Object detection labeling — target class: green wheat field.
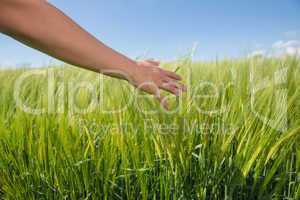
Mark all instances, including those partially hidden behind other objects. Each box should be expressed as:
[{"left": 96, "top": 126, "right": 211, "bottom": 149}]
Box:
[{"left": 0, "top": 57, "right": 299, "bottom": 199}]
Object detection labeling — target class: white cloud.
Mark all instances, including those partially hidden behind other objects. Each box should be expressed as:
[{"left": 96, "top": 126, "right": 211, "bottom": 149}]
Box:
[
  {"left": 270, "top": 40, "right": 300, "bottom": 58},
  {"left": 249, "top": 40, "right": 300, "bottom": 59},
  {"left": 272, "top": 41, "right": 284, "bottom": 49},
  {"left": 286, "top": 47, "right": 300, "bottom": 56},
  {"left": 272, "top": 40, "right": 300, "bottom": 49}
]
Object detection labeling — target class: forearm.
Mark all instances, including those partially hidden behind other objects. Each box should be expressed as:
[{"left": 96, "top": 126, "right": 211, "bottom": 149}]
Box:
[
  {"left": 0, "top": 0, "right": 137, "bottom": 77},
  {"left": 0, "top": 0, "right": 186, "bottom": 107}
]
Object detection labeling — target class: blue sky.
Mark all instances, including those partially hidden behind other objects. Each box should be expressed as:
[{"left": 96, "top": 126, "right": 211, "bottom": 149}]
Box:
[{"left": 0, "top": 0, "right": 300, "bottom": 66}]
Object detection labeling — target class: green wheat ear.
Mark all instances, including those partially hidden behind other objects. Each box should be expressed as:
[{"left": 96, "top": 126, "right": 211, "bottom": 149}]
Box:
[
  {"left": 0, "top": 57, "right": 299, "bottom": 199},
  {"left": 174, "top": 66, "right": 181, "bottom": 73}
]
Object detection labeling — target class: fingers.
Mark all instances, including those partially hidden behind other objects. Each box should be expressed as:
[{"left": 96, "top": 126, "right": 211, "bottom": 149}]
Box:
[
  {"left": 160, "top": 80, "right": 187, "bottom": 96},
  {"left": 162, "top": 78, "right": 187, "bottom": 92},
  {"left": 162, "top": 70, "right": 182, "bottom": 81},
  {"left": 160, "top": 83, "right": 178, "bottom": 96},
  {"left": 136, "top": 82, "right": 169, "bottom": 109},
  {"left": 135, "top": 60, "right": 187, "bottom": 109},
  {"left": 136, "top": 81, "right": 185, "bottom": 110},
  {"left": 142, "top": 60, "right": 182, "bottom": 81},
  {"left": 138, "top": 80, "right": 186, "bottom": 98}
]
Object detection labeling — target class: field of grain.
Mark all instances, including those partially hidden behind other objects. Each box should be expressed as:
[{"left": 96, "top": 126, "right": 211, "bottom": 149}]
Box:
[{"left": 0, "top": 57, "right": 299, "bottom": 199}]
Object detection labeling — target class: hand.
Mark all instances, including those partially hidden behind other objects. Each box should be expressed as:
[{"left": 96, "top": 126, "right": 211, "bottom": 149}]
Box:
[{"left": 126, "top": 60, "right": 187, "bottom": 109}]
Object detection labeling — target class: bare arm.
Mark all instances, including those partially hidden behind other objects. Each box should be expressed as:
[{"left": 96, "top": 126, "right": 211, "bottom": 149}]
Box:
[{"left": 0, "top": 0, "right": 186, "bottom": 107}]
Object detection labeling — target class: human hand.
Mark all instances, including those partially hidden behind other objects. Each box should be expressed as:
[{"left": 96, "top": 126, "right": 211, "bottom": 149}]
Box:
[{"left": 126, "top": 60, "right": 187, "bottom": 109}]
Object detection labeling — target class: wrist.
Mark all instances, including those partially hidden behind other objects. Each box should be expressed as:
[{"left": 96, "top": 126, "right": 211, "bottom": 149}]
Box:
[
  {"left": 101, "top": 59, "right": 138, "bottom": 82},
  {"left": 120, "top": 60, "right": 139, "bottom": 83}
]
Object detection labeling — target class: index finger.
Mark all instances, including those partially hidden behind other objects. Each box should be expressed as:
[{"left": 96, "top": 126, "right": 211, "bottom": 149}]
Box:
[{"left": 163, "top": 70, "right": 182, "bottom": 81}]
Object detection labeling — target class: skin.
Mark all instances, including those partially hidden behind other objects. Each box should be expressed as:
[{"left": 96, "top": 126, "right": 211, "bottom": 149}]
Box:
[{"left": 0, "top": 0, "right": 186, "bottom": 109}]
